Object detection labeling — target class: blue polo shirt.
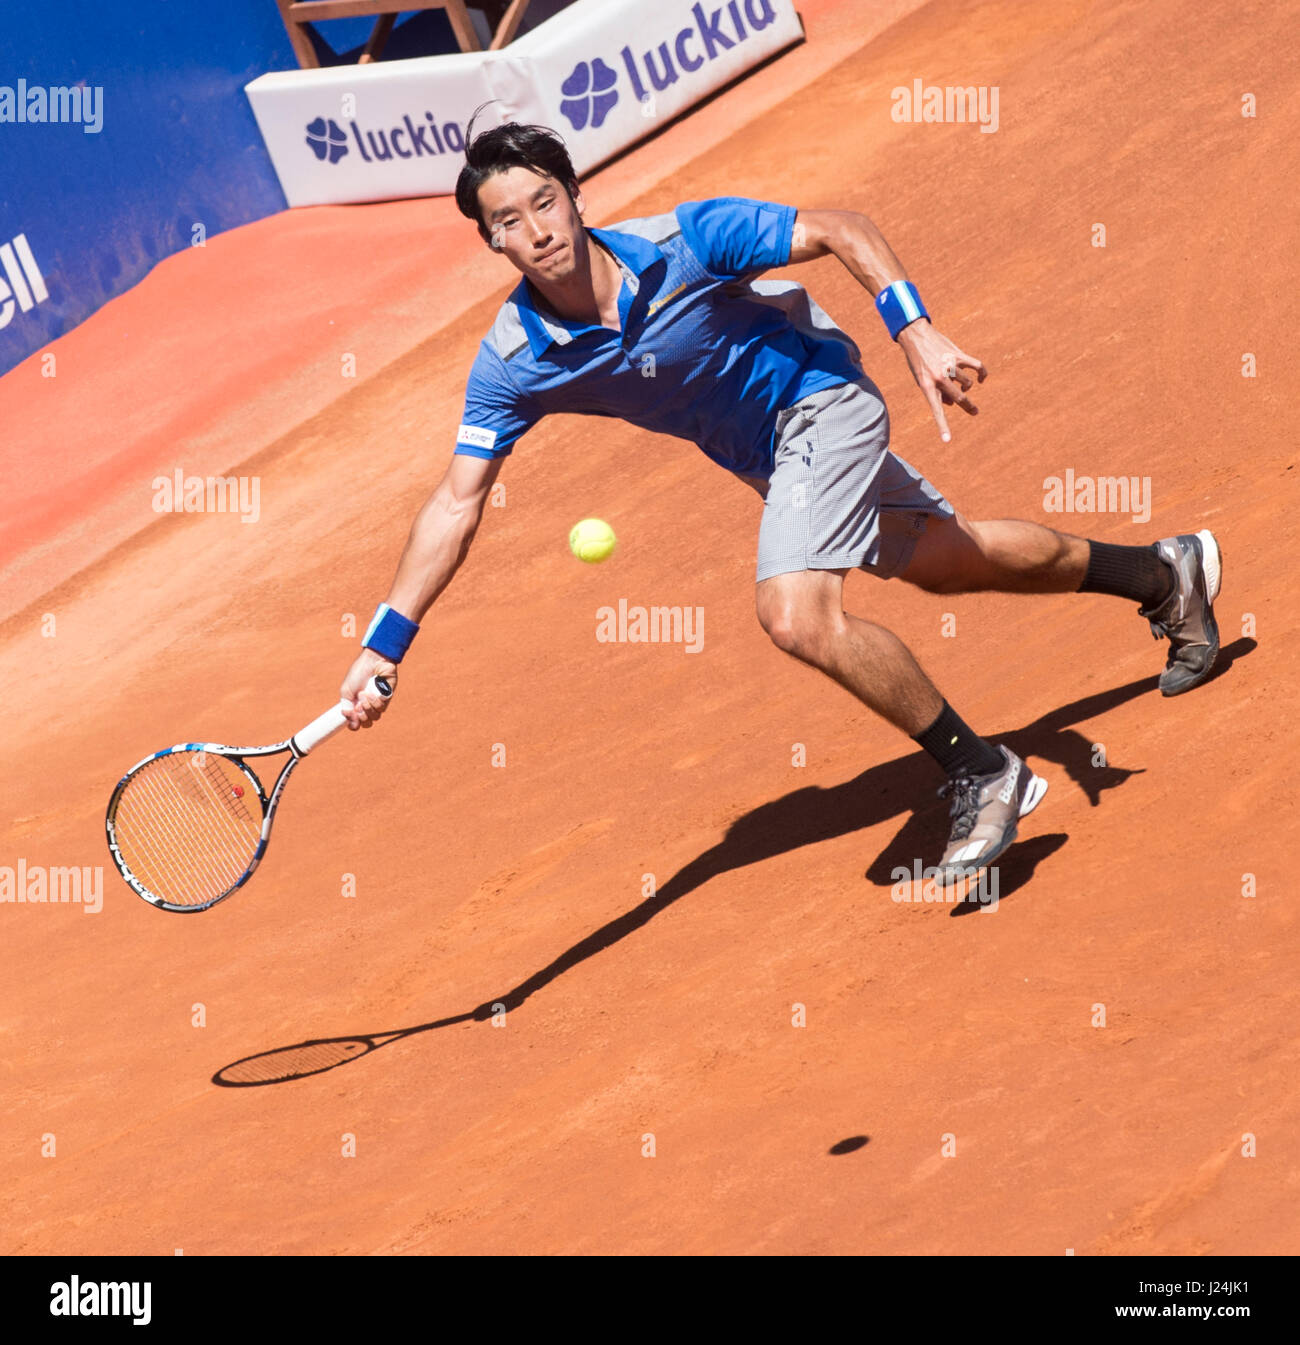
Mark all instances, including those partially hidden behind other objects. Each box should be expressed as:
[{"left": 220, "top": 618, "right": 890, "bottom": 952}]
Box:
[{"left": 453, "top": 197, "right": 864, "bottom": 479}]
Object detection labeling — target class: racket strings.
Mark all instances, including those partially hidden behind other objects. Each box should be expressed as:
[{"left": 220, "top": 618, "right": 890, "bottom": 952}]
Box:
[{"left": 113, "top": 752, "right": 265, "bottom": 908}]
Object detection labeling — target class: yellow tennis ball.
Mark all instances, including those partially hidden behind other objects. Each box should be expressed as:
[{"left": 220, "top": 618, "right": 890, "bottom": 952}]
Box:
[{"left": 569, "top": 517, "right": 617, "bottom": 563}]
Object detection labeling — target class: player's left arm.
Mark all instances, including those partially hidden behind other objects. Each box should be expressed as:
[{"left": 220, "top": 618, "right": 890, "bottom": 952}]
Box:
[{"left": 789, "top": 208, "right": 985, "bottom": 442}]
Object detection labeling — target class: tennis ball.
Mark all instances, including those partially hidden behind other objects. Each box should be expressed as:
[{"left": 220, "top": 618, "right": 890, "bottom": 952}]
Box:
[{"left": 569, "top": 517, "right": 617, "bottom": 563}]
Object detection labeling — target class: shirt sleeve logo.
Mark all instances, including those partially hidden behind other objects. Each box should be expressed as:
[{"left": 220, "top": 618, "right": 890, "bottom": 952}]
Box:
[{"left": 457, "top": 424, "right": 497, "bottom": 450}]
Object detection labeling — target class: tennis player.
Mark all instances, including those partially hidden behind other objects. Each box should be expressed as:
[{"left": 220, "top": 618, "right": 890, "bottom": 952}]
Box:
[{"left": 340, "top": 120, "right": 1221, "bottom": 883}]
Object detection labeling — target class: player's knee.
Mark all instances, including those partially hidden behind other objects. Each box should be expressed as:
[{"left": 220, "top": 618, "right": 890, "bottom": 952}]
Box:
[
  {"left": 761, "top": 609, "right": 803, "bottom": 656},
  {"left": 757, "top": 596, "right": 831, "bottom": 662},
  {"left": 756, "top": 594, "right": 793, "bottom": 648}
]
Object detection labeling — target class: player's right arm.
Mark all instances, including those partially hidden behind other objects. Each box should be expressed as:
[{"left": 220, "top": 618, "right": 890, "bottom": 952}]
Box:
[
  {"left": 341, "top": 339, "right": 538, "bottom": 727},
  {"left": 388, "top": 451, "right": 503, "bottom": 620},
  {"left": 340, "top": 452, "right": 502, "bottom": 726}
]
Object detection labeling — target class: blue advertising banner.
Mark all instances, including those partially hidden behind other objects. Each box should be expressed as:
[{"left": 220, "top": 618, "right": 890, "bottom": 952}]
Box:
[{"left": 0, "top": 2, "right": 469, "bottom": 375}]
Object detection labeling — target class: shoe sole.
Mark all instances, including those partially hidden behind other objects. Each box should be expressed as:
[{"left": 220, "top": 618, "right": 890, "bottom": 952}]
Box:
[
  {"left": 1160, "top": 528, "right": 1222, "bottom": 697},
  {"left": 941, "top": 771, "right": 1049, "bottom": 885},
  {"left": 1197, "top": 528, "right": 1223, "bottom": 603}
]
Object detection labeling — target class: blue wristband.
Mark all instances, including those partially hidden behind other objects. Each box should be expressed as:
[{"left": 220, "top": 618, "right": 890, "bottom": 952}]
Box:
[
  {"left": 876, "top": 281, "right": 929, "bottom": 340},
  {"left": 362, "top": 603, "right": 419, "bottom": 663}
]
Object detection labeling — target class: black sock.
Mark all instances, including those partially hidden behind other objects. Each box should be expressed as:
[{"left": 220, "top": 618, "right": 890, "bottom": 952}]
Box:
[
  {"left": 1080, "top": 541, "right": 1175, "bottom": 607},
  {"left": 913, "top": 701, "right": 1003, "bottom": 779}
]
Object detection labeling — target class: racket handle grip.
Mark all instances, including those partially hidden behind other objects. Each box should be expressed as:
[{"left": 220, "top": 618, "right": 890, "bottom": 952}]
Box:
[{"left": 292, "top": 675, "right": 394, "bottom": 756}]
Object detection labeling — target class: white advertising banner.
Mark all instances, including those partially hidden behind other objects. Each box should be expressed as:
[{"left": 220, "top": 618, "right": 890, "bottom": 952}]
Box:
[
  {"left": 488, "top": 0, "right": 805, "bottom": 176},
  {"left": 246, "top": 0, "right": 802, "bottom": 206},
  {"left": 246, "top": 53, "right": 493, "bottom": 206}
]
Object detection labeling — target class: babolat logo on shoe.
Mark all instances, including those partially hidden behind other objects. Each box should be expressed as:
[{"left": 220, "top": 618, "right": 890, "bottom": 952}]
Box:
[
  {"left": 558, "top": 1, "right": 783, "bottom": 131},
  {"left": 997, "top": 759, "right": 1020, "bottom": 804},
  {"left": 305, "top": 111, "right": 465, "bottom": 165}
]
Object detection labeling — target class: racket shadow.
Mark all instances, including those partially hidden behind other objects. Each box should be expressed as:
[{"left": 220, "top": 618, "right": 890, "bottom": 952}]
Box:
[
  {"left": 212, "top": 641, "right": 1255, "bottom": 1088},
  {"left": 213, "top": 1011, "right": 475, "bottom": 1086}
]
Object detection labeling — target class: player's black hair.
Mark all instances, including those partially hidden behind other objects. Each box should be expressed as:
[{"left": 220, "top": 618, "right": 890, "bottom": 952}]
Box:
[{"left": 454, "top": 106, "right": 580, "bottom": 239}]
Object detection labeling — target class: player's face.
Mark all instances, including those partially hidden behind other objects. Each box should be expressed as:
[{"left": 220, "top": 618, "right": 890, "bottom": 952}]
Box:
[{"left": 477, "top": 166, "right": 587, "bottom": 285}]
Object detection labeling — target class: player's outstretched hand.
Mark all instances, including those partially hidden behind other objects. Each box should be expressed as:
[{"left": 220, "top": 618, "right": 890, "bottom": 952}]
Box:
[
  {"left": 897, "top": 320, "right": 986, "bottom": 443},
  {"left": 340, "top": 650, "right": 398, "bottom": 730}
]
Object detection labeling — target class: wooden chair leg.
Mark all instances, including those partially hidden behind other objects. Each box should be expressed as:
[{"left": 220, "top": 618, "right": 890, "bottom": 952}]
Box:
[
  {"left": 487, "top": 0, "right": 531, "bottom": 50},
  {"left": 277, "top": 0, "right": 322, "bottom": 69},
  {"left": 359, "top": 11, "right": 397, "bottom": 63},
  {"left": 444, "top": 0, "right": 484, "bottom": 52}
]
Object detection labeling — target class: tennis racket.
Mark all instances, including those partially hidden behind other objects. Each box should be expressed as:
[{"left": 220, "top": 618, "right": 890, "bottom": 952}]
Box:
[{"left": 105, "top": 675, "right": 393, "bottom": 913}]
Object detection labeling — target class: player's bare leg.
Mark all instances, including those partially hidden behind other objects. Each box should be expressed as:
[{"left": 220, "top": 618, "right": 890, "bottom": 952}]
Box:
[
  {"left": 897, "top": 510, "right": 1091, "bottom": 595},
  {"left": 753, "top": 504, "right": 1219, "bottom": 881},
  {"left": 897, "top": 506, "right": 1221, "bottom": 696},
  {"left": 755, "top": 563, "right": 1047, "bottom": 884},
  {"left": 755, "top": 568, "right": 942, "bottom": 735}
]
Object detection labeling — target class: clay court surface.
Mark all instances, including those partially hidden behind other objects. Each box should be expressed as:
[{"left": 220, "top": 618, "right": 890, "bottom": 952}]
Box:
[{"left": 3, "top": 0, "right": 1297, "bottom": 1254}]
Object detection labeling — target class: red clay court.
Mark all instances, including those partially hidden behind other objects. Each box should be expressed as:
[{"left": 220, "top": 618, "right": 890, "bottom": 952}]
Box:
[{"left": 3, "top": 0, "right": 1297, "bottom": 1256}]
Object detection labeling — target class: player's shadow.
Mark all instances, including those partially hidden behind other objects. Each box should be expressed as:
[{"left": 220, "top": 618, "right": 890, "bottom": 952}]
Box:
[{"left": 213, "top": 639, "right": 1254, "bottom": 1086}]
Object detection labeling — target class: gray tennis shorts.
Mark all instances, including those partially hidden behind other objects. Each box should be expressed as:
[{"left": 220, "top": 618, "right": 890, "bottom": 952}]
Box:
[{"left": 748, "top": 376, "right": 955, "bottom": 583}]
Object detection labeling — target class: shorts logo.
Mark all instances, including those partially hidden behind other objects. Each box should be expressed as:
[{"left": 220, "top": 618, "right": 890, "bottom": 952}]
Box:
[{"left": 457, "top": 424, "right": 497, "bottom": 451}]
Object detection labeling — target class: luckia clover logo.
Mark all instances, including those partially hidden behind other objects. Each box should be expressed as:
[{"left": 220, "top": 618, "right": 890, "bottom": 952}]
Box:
[
  {"left": 305, "top": 116, "right": 348, "bottom": 164},
  {"left": 559, "top": 58, "right": 618, "bottom": 131},
  {"left": 554, "top": 3, "right": 783, "bottom": 132}
]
